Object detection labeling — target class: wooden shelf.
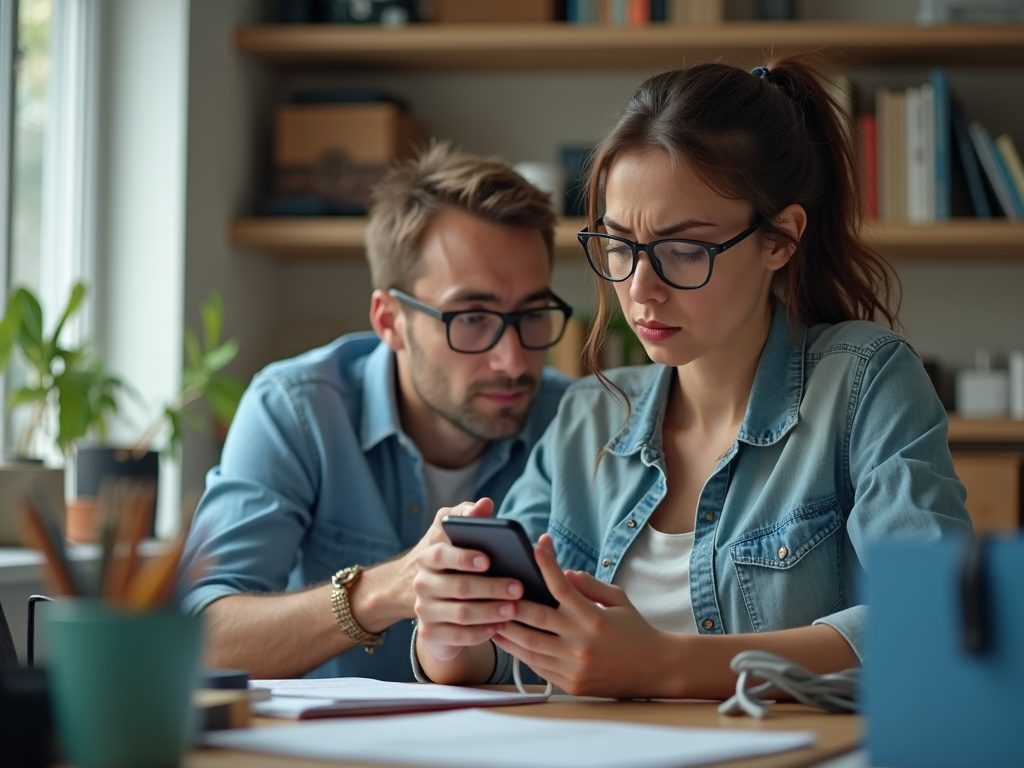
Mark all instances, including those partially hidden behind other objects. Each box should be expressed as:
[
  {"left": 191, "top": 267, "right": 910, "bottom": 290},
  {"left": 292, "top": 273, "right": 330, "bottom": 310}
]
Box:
[
  {"left": 230, "top": 216, "right": 1024, "bottom": 261},
  {"left": 235, "top": 23, "right": 1024, "bottom": 70},
  {"left": 948, "top": 416, "right": 1024, "bottom": 443}
]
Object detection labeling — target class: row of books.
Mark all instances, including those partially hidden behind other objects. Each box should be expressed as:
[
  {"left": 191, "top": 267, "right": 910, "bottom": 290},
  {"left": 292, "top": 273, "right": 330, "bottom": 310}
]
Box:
[
  {"left": 857, "top": 70, "right": 1024, "bottom": 222},
  {"left": 567, "top": 0, "right": 722, "bottom": 25}
]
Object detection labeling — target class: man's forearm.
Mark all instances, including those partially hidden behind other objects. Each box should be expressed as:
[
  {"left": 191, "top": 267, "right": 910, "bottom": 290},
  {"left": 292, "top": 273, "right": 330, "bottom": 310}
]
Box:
[{"left": 202, "top": 558, "right": 414, "bottom": 678}]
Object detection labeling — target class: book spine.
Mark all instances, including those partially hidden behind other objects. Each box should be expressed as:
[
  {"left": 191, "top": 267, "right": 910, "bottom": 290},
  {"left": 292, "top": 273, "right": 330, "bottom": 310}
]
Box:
[
  {"left": 906, "top": 87, "right": 928, "bottom": 223},
  {"left": 921, "top": 83, "right": 936, "bottom": 222},
  {"left": 876, "top": 89, "right": 891, "bottom": 220},
  {"left": 650, "top": 0, "right": 667, "bottom": 21},
  {"left": 929, "top": 69, "right": 951, "bottom": 220},
  {"left": 994, "top": 134, "right": 1024, "bottom": 209},
  {"left": 951, "top": 101, "right": 991, "bottom": 218},
  {"left": 859, "top": 113, "right": 878, "bottom": 221},
  {"left": 609, "top": 0, "right": 626, "bottom": 25},
  {"left": 670, "top": 0, "right": 689, "bottom": 23},
  {"left": 891, "top": 90, "right": 907, "bottom": 221},
  {"left": 628, "top": 0, "right": 650, "bottom": 25},
  {"left": 991, "top": 137, "right": 1024, "bottom": 217},
  {"left": 968, "top": 120, "right": 1021, "bottom": 219}
]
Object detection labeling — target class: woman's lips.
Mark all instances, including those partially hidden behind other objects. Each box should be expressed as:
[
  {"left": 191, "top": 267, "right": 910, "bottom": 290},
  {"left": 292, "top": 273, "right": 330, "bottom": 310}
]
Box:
[{"left": 635, "top": 320, "right": 679, "bottom": 342}]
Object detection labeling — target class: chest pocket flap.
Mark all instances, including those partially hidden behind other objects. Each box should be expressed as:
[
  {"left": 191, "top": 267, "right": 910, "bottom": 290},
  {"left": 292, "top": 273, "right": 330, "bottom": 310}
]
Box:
[{"left": 730, "top": 498, "right": 843, "bottom": 570}]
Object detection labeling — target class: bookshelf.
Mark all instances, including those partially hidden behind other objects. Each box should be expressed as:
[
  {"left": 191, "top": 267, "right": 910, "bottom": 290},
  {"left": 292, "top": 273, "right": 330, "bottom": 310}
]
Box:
[
  {"left": 235, "top": 23, "right": 1024, "bottom": 70},
  {"left": 230, "top": 216, "right": 1024, "bottom": 261}
]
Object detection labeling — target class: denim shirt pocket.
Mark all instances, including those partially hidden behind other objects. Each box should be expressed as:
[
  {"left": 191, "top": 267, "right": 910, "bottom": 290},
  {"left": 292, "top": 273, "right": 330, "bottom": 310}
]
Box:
[
  {"left": 549, "top": 519, "right": 600, "bottom": 575},
  {"left": 729, "top": 498, "right": 845, "bottom": 633},
  {"left": 305, "top": 520, "right": 401, "bottom": 584}
]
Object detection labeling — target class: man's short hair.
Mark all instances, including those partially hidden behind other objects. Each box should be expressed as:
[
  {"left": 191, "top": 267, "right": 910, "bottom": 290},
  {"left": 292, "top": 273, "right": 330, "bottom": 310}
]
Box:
[{"left": 365, "top": 142, "right": 557, "bottom": 291}]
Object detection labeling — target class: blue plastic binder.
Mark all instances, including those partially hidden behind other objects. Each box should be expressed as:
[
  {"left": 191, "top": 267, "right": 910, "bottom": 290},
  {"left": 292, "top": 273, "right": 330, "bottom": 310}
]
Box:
[{"left": 865, "top": 537, "right": 1024, "bottom": 768}]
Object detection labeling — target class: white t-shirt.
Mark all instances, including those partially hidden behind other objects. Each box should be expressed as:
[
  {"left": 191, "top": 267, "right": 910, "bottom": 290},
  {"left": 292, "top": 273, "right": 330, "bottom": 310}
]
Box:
[
  {"left": 613, "top": 524, "right": 699, "bottom": 634},
  {"left": 421, "top": 459, "right": 482, "bottom": 523}
]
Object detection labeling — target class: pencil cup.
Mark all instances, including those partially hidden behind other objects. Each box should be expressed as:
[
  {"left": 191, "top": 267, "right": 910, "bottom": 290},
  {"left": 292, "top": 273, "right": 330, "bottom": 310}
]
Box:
[{"left": 45, "top": 601, "right": 203, "bottom": 768}]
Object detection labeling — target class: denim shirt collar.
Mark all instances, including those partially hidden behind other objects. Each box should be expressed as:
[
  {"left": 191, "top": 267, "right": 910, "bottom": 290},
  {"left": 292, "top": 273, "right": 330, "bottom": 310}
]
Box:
[
  {"left": 607, "top": 304, "right": 806, "bottom": 457},
  {"left": 358, "top": 340, "right": 535, "bottom": 484}
]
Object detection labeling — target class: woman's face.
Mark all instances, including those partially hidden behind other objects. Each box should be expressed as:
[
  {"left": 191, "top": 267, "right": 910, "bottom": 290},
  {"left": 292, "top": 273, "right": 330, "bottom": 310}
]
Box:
[{"left": 602, "top": 150, "right": 790, "bottom": 368}]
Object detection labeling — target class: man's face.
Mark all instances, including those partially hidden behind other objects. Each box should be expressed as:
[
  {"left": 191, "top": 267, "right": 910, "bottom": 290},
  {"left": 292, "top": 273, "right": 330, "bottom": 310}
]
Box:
[{"left": 397, "top": 207, "right": 553, "bottom": 443}]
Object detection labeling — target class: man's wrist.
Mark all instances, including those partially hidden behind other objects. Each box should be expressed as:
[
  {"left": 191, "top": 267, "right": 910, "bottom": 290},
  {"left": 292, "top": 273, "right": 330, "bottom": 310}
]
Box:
[{"left": 346, "top": 557, "right": 412, "bottom": 635}]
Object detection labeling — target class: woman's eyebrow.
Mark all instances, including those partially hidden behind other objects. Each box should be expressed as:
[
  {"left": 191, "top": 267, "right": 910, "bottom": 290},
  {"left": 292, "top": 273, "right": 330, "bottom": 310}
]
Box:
[{"left": 603, "top": 215, "right": 717, "bottom": 237}]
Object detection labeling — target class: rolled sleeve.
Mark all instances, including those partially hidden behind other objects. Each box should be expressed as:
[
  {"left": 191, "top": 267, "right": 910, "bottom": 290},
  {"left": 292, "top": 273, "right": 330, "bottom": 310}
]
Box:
[{"left": 180, "top": 372, "right": 321, "bottom": 614}]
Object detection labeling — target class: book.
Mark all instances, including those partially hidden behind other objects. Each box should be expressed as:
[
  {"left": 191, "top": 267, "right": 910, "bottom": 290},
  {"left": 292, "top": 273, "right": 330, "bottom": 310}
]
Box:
[
  {"left": 994, "top": 133, "right": 1024, "bottom": 207},
  {"left": 890, "top": 89, "right": 908, "bottom": 221},
  {"left": 628, "top": 0, "right": 650, "bottom": 25},
  {"left": 950, "top": 101, "right": 991, "bottom": 218},
  {"left": 992, "top": 134, "right": 1024, "bottom": 216},
  {"left": 858, "top": 113, "right": 878, "bottom": 220},
  {"left": 929, "top": 69, "right": 951, "bottom": 220},
  {"left": 906, "top": 86, "right": 929, "bottom": 223},
  {"left": 968, "top": 120, "right": 1023, "bottom": 218},
  {"left": 650, "top": 0, "right": 667, "bottom": 21},
  {"left": 876, "top": 88, "right": 892, "bottom": 220}
]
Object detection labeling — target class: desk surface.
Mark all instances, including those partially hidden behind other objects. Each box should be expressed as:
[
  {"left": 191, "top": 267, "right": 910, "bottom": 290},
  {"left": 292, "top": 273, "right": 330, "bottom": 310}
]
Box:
[{"left": 187, "top": 699, "right": 861, "bottom": 768}]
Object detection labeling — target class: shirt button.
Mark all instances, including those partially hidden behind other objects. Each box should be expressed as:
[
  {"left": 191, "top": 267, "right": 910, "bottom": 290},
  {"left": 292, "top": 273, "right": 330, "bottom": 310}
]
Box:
[
  {"left": 626, "top": 519, "right": 637, "bottom": 528},
  {"left": 704, "top": 513, "right": 714, "bottom": 522},
  {"left": 702, "top": 619, "right": 714, "bottom": 630},
  {"left": 410, "top": 505, "right": 420, "bottom": 515},
  {"left": 778, "top": 546, "right": 788, "bottom": 559},
  {"left": 601, "top": 558, "right": 611, "bottom": 568}
]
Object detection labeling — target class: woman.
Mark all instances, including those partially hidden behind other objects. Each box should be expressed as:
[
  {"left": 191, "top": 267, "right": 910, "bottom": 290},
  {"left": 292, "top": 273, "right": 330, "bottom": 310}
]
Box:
[{"left": 410, "top": 56, "right": 972, "bottom": 699}]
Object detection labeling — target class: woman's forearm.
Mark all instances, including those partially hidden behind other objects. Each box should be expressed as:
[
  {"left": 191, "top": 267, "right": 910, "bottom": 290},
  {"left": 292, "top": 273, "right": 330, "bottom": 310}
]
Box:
[{"left": 659, "top": 623, "right": 860, "bottom": 700}]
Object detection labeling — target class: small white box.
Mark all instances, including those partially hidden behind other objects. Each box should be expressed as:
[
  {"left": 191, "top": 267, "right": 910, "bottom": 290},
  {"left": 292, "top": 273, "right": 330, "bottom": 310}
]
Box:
[{"left": 955, "top": 369, "right": 1009, "bottom": 418}]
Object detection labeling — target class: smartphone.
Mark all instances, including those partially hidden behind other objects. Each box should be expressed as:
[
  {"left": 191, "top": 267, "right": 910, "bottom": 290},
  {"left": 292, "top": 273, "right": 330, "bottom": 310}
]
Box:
[{"left": 440, "top": 516, "right": 558, "bottom": 608}]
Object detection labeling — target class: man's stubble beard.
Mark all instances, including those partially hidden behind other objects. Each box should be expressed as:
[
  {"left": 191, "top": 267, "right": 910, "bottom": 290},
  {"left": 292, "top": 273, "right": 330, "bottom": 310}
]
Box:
[{"left": 405, "top": 327, "right": 539, "bottom": 443}]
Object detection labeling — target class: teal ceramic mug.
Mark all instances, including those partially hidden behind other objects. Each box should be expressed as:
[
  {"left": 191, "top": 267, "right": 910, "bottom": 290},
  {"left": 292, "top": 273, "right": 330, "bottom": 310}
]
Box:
[{"left": 45, "top": 601, "right": 203, "bottom": 768}]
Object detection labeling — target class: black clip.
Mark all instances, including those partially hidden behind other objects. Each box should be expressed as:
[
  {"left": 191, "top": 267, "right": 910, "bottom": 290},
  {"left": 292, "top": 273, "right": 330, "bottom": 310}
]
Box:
[
  {"left": 959, "top": 538, "right": 989, "bottom": 655},
  {"left": 26, "top": 595, "right": 54, "bottom": 668}
]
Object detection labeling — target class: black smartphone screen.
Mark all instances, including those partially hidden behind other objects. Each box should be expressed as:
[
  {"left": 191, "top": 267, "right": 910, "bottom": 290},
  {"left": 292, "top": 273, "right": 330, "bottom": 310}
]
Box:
[{"left": 441, "top": 517, "right": 558, "bottom": 608}]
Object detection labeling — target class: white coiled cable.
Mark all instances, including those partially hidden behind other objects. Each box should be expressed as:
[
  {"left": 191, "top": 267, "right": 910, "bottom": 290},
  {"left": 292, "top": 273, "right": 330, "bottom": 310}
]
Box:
[{"left": 718, "top": 650, "right": 860, "bottom": 719}]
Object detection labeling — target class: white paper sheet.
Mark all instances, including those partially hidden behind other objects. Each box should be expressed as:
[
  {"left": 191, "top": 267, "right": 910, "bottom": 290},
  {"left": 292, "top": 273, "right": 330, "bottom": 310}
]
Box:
[
  {"left": 206, "top": 708, "right": 816, "bottom": 768},
  {"left": 248, "top": 677, "right": 549, "bottom": 718}
]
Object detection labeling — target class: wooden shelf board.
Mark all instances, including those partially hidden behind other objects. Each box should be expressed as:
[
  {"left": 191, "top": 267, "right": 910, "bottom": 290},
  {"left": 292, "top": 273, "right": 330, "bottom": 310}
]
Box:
[
  {"left": 948, "top": 417, "right": 1024, "bottom": 443},
  {"left": 231, "top": 217, "right": 1024, "bottom": 261},
  {"left": 235, "top": 23, "right": 1024, "bottom": 70}
]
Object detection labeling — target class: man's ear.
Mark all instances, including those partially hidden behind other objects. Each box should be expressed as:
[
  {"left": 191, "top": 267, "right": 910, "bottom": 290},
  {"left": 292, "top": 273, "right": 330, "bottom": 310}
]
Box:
[
  {"left": 370, "top": 289, "right": 406, "bottom": 353},
  {"left": 763, "top": 204, "right": 807, "bottom": 272}
]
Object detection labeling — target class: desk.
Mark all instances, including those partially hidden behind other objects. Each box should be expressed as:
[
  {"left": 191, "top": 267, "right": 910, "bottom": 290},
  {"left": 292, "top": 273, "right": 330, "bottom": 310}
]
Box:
[{"left": 187, "top": 699, "right": 861, "bottom": 768}]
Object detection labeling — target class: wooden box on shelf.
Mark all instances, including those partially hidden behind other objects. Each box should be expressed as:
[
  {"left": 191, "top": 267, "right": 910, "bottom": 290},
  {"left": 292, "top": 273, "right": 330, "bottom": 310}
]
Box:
[{"left": 274, "top": 103, "right": 426, "bottom": 212}]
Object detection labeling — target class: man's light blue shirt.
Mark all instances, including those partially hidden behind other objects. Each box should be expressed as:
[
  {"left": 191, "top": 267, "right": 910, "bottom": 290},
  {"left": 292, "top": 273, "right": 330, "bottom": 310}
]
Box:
[
  {"left": 181, "top": 332, "right": 570, "bottom": 680},
  {"left": 496, "top": 305, "right": 973, "bottom": 663}
]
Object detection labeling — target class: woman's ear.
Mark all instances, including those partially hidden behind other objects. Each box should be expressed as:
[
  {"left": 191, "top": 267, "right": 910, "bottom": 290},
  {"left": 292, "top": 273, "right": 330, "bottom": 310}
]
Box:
[
  {"left": 763, "top": 204, "right": 807, "bottom": 272},
  {"left": 369, "top": 289, "right": 406, "bottom": 353}
]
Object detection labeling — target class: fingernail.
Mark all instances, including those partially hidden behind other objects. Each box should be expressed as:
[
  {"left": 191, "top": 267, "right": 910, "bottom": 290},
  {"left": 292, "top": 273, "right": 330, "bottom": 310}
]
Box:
[
  {"left": 508, "top": 583, "right": 521, "bottom": 596},
  {"left": 499, "top": 604, "right": 514, "bottom": 618},
  {"left": 473, "top": 556, "right": 487, "bottom": 569}
]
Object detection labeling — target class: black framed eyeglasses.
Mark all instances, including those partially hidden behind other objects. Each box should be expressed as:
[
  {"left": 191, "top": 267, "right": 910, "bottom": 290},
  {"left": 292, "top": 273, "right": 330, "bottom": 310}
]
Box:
[
  {"left": 577, "top": 217, "right": 764, "bottom": 290},
  {"left": 389, "top": 289, "right": 573, "bottom": 354}
]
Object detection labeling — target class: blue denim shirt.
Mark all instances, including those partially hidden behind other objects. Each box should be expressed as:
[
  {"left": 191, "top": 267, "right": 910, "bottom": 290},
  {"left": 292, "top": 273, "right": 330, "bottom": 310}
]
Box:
[
  {"left": 181, "top": 333, "right": 570, "bottom": 680},
  {"left": 496, "top": 306, "right": 972, "bottom": 662}
]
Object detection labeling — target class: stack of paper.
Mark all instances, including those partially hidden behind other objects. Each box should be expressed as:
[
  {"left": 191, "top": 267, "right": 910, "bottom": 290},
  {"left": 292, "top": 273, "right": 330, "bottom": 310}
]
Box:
[{"left": 248, "top": 677, "right": 549, "bottom": 719}]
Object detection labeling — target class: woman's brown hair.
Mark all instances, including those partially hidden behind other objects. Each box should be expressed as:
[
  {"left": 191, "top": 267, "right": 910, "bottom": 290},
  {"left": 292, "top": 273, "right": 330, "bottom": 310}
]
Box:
[{"left": 581, "top": 55, "right": 899, "bottom": 386}]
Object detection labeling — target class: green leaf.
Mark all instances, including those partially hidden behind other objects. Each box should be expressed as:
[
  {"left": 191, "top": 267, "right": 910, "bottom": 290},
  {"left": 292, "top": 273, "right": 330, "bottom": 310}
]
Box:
[
  {"left": 184, "top": 326, "right": 203, "bottom": 370},
  {"left": 7, "top": 386, "right": 48, "bottom": 410},
  {"left": 204, "top": 374, "right": 246, "bottom": 424},
  {"left": 202, "top": 338, "right": 239, "bottom": 374},
  {"left": 201, "top": 293, "right": 224, "bottom": 352},
  {"left": 0, "top": 296, "right": 22, "bottom": 371},
  {"left": 50, "top": 282, "right": 86, "bottom": 347},
  {"left": 54, "top": 374, "right": 90, "bottom": 453},
  {"left": 14, "top": 289, "right": 45, "bottom": 368}
]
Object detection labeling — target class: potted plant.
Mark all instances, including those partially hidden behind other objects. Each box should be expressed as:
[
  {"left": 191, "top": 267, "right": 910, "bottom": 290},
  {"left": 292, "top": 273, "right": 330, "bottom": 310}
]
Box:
[
  {"left": 71, "top": 293, "right": 246, "bottom": 539},
  {"left": 0, "top": 282, "right": 126, "bottom": 544}
]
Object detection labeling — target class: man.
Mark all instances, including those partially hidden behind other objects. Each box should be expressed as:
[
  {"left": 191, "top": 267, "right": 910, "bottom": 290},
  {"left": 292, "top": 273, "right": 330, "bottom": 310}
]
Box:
[{"left": 180, "top": 143, "right": 573, "bottom": 680}]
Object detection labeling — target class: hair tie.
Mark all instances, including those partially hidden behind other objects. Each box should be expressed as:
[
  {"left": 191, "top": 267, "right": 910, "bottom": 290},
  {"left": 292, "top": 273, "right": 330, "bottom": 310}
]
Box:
[{"left": 751, "top": 67, "right": 771, "bottom": 80}]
